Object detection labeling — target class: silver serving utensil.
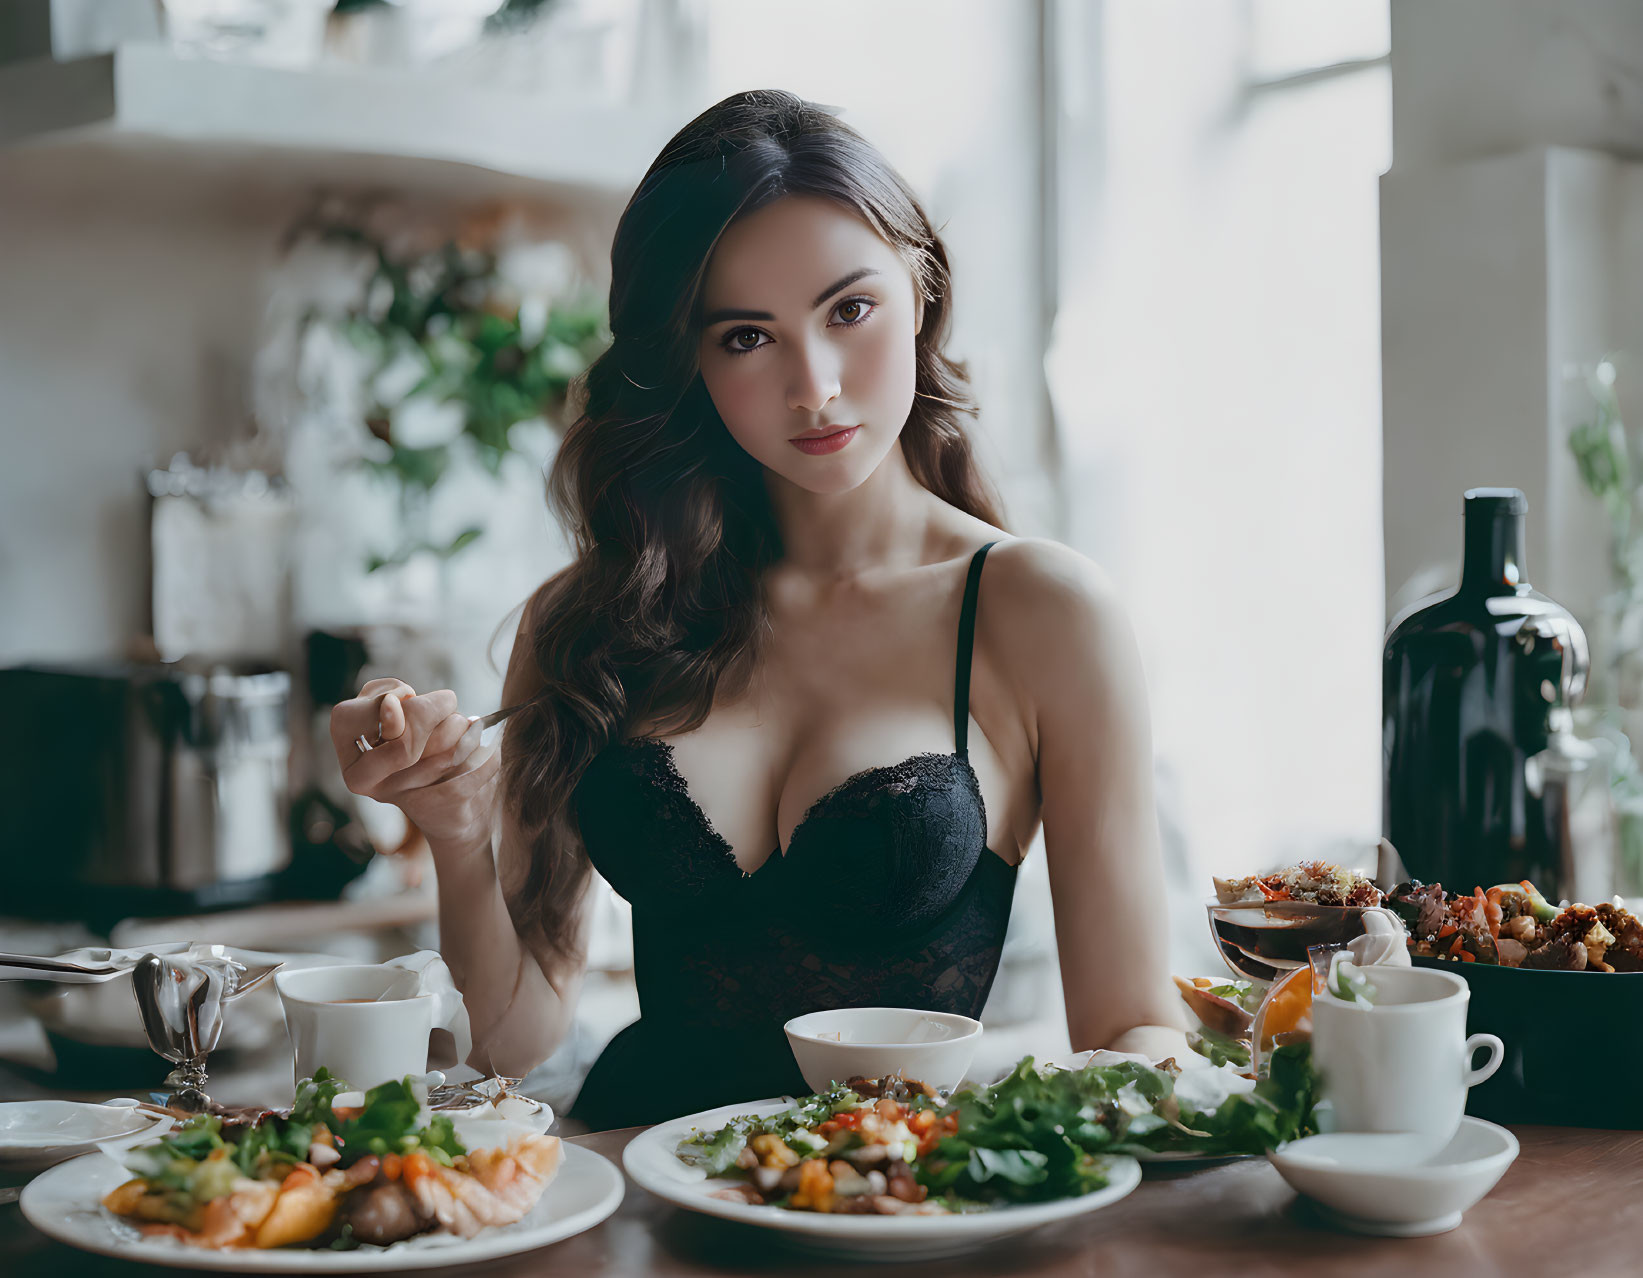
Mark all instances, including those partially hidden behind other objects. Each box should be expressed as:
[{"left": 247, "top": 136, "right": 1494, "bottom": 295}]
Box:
[
  {"left": 132, "top": 952, "right": 232, "bottom": 1112},
  {"left": 234, "top": 961, "right": 282, "bottom": 996},
  {"left": 130, "top": 948, "right": 283, "bottom": 1112}
]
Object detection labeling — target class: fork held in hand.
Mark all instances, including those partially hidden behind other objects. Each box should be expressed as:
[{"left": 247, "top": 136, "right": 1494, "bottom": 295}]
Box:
[
  {"left": 356, "top": 700, "right": 524, "bottom": 756},
  {"left": 468, "top": 702, "right": 526, "bottom": 733},
  {"left": 452, "top": 701, "right": 527, "bottom": 763}
]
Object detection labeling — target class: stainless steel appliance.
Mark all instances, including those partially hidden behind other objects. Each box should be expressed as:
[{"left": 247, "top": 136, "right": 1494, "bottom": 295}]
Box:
[{"left": 1, "top": 662, "right": 293, "bottom": 924}]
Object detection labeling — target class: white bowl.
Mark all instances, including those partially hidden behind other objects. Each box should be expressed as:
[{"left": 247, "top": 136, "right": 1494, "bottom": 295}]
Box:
[
  {"left": 1267, "top": 1116, "right": 1519, "bottom": 1236},
  {"left": 783, "top": 1007, "right": 982, "bottom": 1094}
]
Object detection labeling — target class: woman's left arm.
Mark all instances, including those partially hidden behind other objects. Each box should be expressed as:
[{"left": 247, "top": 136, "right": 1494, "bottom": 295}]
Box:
[{"left": 990, "top": 540, "right": 1187, "bottom": 1059}]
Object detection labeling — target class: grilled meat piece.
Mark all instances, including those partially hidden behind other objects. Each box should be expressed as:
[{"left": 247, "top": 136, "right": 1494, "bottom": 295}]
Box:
[
  {"left": 1387, "top": 880, "right": 1448, "bottom": 941},
  {"left": 1522, "top": 931, "right": 1589, "bottom": 971},
  {"left": 1596, "top": 902, "right": 1643, "bottom": 970},
  {"left": 340, "top": 1178, "right": 433, "bottom": 1247},
  {"left": 1544, "top": 903, "right": 1599, "bottom": 942}
]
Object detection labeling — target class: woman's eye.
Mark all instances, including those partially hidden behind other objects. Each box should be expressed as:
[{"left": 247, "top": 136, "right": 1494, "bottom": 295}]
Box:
[
  {"left": 724, "top": 328, "right": 768, "bottom": 354},
  {"left": 834, "top": 298, "right": 875, "bottom": 325}
]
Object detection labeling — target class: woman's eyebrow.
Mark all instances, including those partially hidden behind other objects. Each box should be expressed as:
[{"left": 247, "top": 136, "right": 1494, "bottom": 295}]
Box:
[{"left": 701, "top": 267, "right": 882, "bottom": 325}]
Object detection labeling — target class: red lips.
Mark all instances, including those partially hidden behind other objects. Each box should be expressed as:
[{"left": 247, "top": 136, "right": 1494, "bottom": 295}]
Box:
[{"left": 789, "top": 426, "right": 860, "bottom": 456}]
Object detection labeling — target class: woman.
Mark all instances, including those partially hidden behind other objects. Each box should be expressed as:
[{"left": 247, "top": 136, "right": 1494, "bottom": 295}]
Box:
[{"left": 332, "top": 89, "right": 1183, "bottom": 1130}]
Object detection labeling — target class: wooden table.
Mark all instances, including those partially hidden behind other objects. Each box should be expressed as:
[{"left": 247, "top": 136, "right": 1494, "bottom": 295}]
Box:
[{"left": 5, "top": 1125, "right": 1641, "bottom": 1276}]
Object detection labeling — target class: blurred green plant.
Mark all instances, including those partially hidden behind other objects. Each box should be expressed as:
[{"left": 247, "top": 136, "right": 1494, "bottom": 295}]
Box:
[
  {"left": 292, "top": 214, "right": 608, "bottom": 572},
  {"left": 1570, "top": 358, "right": 1636, "bottom": 590},
  {"left": 1569, "top": 356, "right": 1643, "bottom": 893}
]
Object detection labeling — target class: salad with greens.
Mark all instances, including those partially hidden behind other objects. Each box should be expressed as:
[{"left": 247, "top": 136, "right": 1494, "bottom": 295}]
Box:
[
  {"left": 102, "top": 1070, "right": 562, "bottom": 1250},
  {"left": 676, "top": 1047, "right": 1317, "bottom": 1214}
]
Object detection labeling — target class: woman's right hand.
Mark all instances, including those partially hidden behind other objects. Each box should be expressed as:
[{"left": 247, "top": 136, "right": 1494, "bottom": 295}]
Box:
[{"left": 330, "top": 678, "right": 501, "bottom": 855}]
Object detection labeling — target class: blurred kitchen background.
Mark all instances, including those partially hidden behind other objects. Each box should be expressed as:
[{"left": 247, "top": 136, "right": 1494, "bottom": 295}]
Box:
[{"left": 3, "top": 0, "right": 1642, "bottom": 1109}]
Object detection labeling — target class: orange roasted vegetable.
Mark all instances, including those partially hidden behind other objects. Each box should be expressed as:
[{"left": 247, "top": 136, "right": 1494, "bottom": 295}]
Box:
[{"left": 252, "top": 1164, "right": 338, "bottom": 1250}]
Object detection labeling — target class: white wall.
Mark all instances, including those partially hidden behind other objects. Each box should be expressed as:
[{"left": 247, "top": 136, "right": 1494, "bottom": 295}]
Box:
[
  {"left": 1380, "top": 149, "right": 1556, "bottom": 613},
  {"left": 1050, "top": 0, "right": 1391, "bottom": 882},
  {"left": 1389, "top": 0, "right": 1643, "bottom": 173},
  {"left": 0, "top": 142, "right": 300, "bottom": 664},
  {"left": 1381, "top": 0, "right": 1643, "bottom": 627}
]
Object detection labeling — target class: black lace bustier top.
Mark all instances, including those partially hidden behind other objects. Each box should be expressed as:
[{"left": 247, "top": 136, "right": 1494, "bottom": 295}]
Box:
[{"left": 567, "top": 542, "right": 1018, "bottom": 1129}]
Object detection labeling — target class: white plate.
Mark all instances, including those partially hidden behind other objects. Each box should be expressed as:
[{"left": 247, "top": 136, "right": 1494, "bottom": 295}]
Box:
[
  {"left": 623, "top": 1097, "right": 1143, "bottom": 1261},
  {"left": 0, "top": 1101, "right": 172, "bottom": 1172},
  {"left": 21, "top": 1142, "right": 624, "bottom": 1272}
]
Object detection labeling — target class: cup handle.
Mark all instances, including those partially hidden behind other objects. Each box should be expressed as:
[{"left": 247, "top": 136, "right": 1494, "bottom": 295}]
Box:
[
  {"left": 431, "top": 984, "right": 473, "bottom": 1070},
  {"left": 1464, "top": 1032, "right": 1505, "bottom": 1087},
  {"left": 390, "top": 953, "right": 474, "bottom": 1071}
]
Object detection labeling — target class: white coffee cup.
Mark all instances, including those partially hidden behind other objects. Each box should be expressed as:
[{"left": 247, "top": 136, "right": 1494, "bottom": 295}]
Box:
[
  {"left": 275, "top": 964, "right": 471, "bottom": 1092},
  {"left": 1311, "top": 965, "right": 1504, "bottom": 1152}
]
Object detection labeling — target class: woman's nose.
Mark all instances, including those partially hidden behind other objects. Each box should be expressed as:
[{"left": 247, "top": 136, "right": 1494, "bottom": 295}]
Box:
[{"left": 785, "top": 343, "right": 841, "bottom": 413}]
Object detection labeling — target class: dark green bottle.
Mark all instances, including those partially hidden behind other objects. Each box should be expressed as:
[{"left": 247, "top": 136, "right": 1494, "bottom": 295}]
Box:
[{"left": 1382, "top": 488, "right": 1589, "bottom": 895}]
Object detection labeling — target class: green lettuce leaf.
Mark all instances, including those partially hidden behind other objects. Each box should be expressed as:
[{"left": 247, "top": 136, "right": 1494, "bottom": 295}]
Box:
[
  {"left": 291, "top": 1067, "right": 349, "bottom": 1126},
  {"left": 1137, "top": 1043, "right": 1318, "bottom": 1156},
  {"left": 915, "top": 1056, "right": 1132, "bottom": 1204},
  {"left": 967, "top": 1146, "right": 1049, "bottom": 1185},
  {"left": 1203, "top": 980, "right": 1263, "bottom": 1013},
  {"left": 324, "top": 1077, "right": 466, "bottom": 1164}
]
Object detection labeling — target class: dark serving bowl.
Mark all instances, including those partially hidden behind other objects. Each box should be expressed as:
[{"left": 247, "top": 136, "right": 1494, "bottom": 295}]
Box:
[{"left": 1411, "top": 955, "right": 1643, "bottom": 1129}]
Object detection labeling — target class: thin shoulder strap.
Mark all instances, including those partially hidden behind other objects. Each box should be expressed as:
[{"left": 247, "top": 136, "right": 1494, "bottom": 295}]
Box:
[{"left": 954, "top": 541, "right": 1000, "bottom": 758}]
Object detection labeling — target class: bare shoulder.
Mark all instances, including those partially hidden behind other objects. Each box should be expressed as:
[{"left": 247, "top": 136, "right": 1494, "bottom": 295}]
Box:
[
  {"left": 978, "top": 537, "right": 1128, "bottom": 639},
  {"left": 975, "top": 538, "right": 1150, "bottom": 757}
]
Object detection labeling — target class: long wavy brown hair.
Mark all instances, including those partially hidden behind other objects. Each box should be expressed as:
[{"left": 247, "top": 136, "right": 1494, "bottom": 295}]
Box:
[{"left": 501, "top": 89, "right": 1007, "bottom": 962}]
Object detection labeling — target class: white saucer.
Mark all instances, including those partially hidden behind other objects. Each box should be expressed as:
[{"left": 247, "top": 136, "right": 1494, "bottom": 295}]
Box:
[{"left": 1267, "top": 1116, "right": 1518, "bottom": 1236}]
